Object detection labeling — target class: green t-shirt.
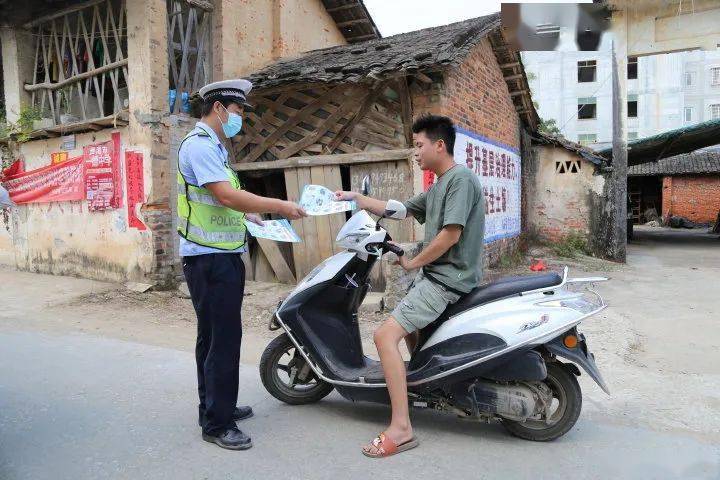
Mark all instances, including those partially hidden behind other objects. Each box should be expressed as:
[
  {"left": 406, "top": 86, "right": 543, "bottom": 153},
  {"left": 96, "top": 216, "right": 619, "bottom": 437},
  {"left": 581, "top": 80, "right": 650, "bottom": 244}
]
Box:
[{"left": 404, "top": 165, "right": 485, "bottom": 293}]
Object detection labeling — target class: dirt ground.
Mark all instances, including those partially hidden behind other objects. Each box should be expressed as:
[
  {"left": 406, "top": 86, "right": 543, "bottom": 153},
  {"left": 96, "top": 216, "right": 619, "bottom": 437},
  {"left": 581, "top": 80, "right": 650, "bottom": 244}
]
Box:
[{"left": 2, "top": 226, "right": 719, "bottom": 443}]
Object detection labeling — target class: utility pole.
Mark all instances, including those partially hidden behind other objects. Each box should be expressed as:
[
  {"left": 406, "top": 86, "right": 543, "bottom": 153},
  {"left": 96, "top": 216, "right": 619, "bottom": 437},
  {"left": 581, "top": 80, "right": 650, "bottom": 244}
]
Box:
[{"left": 604, "top": 41, "right": 628, "bottom": 261}]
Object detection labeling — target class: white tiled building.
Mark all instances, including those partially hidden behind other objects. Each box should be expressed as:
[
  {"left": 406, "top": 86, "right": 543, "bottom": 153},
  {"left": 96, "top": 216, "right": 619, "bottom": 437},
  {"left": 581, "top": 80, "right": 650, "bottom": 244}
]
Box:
[{"left": 522, "top": 47, "right": 720, "bottom": 150}]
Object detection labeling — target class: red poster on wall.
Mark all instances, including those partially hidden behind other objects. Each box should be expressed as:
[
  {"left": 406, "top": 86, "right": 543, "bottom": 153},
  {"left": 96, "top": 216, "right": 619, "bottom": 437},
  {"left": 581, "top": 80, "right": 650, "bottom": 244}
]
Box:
[
  {"left": 84, "top": 132, "right": 122, "bottom": 211},
  {"left": 423, "top": 170, "right": 436, "bottom": 191},
  {"left": 3, "top": 157, "right": 85, "bottom": 204},
  {"left": 125, "top": 151, "right": 146, "bottom": 230}
]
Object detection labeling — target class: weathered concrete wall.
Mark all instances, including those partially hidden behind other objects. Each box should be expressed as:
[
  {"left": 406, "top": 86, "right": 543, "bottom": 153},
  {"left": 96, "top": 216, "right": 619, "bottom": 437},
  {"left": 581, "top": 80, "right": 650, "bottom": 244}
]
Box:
[
  {"left": 0, "top": 219, "right": 12, "bottom": 265},
  {"left": 614, "top": 0, "right": 720, "bottom": 57},
  {"left": 662, "top": 175, "right": 720, "bottom": 223},
  {"left": 213, "top": 0, "right": 347, "bottom": 79},
  {"left": 9, "top": 128, "right": 155, "bottom": 281},
  {"left": 527, "top": 145, "right": 605, "bottom": 242}
]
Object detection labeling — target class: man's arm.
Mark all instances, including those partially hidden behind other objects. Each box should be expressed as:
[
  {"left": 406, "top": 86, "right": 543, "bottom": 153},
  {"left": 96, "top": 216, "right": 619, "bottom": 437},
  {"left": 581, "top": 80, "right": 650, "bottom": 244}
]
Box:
[
  {"left": 396, "top": 225, "right": 462, "bottom": 270},
  {"left": 206, "top": 182, "right": 306, "bottom": 220},
  {"left": 334, "top": 191, "right": 419, "bottom": 219}
]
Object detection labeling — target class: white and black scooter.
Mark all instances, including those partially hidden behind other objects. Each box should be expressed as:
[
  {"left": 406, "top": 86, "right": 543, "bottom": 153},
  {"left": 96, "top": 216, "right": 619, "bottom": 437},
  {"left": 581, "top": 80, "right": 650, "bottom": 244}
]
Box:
[{"left": 260, "top": 179, "right": 609, "bottom": 441}]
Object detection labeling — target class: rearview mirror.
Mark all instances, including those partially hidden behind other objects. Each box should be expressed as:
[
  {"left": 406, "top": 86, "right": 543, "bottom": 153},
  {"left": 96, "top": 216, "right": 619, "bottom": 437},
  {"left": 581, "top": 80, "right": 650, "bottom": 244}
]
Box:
[{"left": 361, "top": 175, "right": 371, "bottom": 196}]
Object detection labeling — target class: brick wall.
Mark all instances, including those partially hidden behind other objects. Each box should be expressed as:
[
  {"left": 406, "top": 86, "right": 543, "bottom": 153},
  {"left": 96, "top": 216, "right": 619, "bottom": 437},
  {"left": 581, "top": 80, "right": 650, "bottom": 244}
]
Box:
[
  {"left": 441, "top": 40, "right": 521, "bottom": 150},
  {"left": 409, "top": 38, "right": 523, "bottom": 271},
  {"left": 662, "top": 175, "right": 720, "bottom": 223},
  {"left": 141, "top": 204, "right": 180, "bottom": 288}
]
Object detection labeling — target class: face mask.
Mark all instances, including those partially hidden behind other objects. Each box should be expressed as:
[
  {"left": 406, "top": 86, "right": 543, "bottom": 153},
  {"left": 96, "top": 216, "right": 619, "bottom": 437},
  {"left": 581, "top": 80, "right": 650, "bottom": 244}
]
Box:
[{"left": 217, "top": 105, "right": 243, "bottom": 138}]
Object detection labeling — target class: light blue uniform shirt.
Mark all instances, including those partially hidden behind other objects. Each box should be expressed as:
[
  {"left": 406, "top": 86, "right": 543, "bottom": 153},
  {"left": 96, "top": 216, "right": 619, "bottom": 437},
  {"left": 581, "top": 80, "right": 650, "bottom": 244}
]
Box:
[{"left": 178, "top": 121, "right": 247, "bottom": 257}]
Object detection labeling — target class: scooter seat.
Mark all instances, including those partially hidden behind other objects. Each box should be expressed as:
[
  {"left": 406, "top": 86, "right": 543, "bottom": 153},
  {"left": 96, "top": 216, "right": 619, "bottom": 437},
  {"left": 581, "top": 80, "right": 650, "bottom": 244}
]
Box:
[{"left": 443, "top": 272, "right": 563, "bottom": 320}]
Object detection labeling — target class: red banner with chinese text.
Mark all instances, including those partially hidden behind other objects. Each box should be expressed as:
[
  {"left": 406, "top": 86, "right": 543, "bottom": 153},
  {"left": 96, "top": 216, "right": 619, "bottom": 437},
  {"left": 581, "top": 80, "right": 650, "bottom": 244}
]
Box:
[
  {"left": 3, "top": 157, "right": 85, "bottom": 204},
  {"left": 84, "top": 133, "right": 122, "bottom": 211},
  {"left": 125, "top": 151, "right": 146, "bottom": 230}
]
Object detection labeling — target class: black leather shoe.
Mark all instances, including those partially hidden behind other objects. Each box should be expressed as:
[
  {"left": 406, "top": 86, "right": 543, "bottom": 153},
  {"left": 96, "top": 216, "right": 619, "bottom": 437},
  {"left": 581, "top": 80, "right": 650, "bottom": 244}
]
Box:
[
  {"left": 233, "top": 406, "right": 253, "bottom": 422},
  {"left": 202, "top": 426, "right": 252, "bottom": 450}
]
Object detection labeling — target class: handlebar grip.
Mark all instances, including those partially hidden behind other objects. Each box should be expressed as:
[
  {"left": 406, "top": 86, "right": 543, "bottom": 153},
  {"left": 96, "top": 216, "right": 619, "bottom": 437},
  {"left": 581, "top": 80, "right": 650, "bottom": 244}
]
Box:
[{"left": 386, "top": 243, "right": 405, "bottom": 257}]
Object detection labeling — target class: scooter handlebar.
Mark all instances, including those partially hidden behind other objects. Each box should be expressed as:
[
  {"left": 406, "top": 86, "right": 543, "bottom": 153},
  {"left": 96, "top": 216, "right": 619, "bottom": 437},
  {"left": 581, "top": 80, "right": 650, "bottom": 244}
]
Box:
[{"left": 384, "top": 242, "right": 405, "bottom": 257}]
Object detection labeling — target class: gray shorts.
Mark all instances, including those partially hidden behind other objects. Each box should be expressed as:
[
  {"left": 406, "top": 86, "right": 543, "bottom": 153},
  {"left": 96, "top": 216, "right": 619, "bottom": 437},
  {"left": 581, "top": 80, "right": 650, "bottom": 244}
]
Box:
[{"left": 391, "top": 272, "right": 462, "bottom": 334}]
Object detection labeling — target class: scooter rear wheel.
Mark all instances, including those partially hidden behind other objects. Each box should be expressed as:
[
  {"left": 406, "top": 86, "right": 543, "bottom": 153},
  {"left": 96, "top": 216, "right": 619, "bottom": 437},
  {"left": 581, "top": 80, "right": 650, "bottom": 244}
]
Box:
[
  {"left": 260, "top": 333, "right": 334, "bottom": 405},
  {"left": 501, "top": 362, "right": 582, "bottom": 441}
]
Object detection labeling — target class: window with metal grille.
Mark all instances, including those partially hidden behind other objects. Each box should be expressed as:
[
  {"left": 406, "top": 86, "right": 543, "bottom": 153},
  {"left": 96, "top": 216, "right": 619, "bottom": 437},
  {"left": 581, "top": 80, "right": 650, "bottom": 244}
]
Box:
[
  {"left": 577, "top": 133, "right": 596, "bottom": 146},
  {"left": 577, "top": 97, "right": 596, "bottom": 120},
  {"left": 25, "top": 0, "right": 128, "bottom": 129},
  {"left": 712, "top": 67, "right": 720, "bottom": 86},
  {"left": 627, "top": 56, "right": 638, "bottom": 79},
  {"left": 577, "top": 60, "right": 596, "bottom": 83},
  {"left": 167, "top": 0, "right": 213, "bottom": 114},
  {"left": 627, "top": 94, "right": 638, "bottom": 118},
  {"left": 711, "top": 104, "right": 720, "bottom": 120},
  {"left": 685, "top": 71, "right": 696, "bottom": 87}
]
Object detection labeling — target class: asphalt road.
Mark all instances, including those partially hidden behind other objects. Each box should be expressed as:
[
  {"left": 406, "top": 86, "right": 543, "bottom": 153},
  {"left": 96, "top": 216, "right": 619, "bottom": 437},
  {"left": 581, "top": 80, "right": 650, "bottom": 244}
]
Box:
[
  {"left": 1, "top": 329, "right": 718, "bottom": 480},
  {"left": 1, "top": 226, "right": 719, "bottom": 479}
]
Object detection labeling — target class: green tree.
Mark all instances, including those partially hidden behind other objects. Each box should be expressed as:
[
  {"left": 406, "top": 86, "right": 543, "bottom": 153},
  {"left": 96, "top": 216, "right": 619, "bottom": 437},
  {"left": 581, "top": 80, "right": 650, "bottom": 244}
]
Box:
[{"left": 538, "top": 118, "right": 561, "bottom": 136}]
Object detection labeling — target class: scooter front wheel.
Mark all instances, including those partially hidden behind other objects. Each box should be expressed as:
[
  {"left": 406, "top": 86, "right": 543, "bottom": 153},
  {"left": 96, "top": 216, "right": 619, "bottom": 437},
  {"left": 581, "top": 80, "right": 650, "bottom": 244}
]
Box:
[{"left": 259, "top": 333, "right": 334, "bottom": 405}]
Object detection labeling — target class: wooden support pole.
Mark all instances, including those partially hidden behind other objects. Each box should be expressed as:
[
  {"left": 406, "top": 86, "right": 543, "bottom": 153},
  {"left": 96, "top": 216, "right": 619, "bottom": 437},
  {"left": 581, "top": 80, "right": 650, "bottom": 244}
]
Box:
[
  {"left": 232, "top": 149, "right": 413, "bottom": 172},
  {"left": 256, "top": 238, "right": 296, "bottom": 284},
  {"left": 503, "top": 73, "right": 524, "bottom": 81},
  {"left": 414, "top": 72, "right": 433, "bottom": 84},
  {"left": 351, "top": 34, "right": 379, "bottom": 42},
  {"left": 396, "top": 77, "right": 413, "bottom": 147},
  {"left": 326, "top": 4, "right": 359, "bottom": 13},
  {"left": 24, "top": 0, "right": 107, "bottom": 28},
  {"left": 336, "top": 19, "right": 371, "bottom": 28},
  {"left": 24, "top": 59, "right": 129, "bottom": 92}
]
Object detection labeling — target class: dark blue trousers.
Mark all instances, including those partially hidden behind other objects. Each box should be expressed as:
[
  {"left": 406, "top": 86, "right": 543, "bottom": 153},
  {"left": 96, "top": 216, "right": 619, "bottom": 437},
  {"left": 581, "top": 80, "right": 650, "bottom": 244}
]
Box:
[{"left": 183, "top": 253, "right": 245, "bottom": 435}]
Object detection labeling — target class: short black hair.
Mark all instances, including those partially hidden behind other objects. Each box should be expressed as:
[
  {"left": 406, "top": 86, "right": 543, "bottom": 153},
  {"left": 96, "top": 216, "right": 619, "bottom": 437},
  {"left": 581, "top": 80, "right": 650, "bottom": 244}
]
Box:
[
  {"left": 412, "top": 114, "right": 456, "bottom": 155},
  {"left": 189, "top": 94, "right": 243, "bottom": 119}
]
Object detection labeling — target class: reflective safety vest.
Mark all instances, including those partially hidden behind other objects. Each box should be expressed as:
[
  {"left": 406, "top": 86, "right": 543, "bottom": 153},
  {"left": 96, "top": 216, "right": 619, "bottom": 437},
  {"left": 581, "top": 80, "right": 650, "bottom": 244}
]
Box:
[{"left": 177, "top": 128, "right": 246, "bottom": 250}]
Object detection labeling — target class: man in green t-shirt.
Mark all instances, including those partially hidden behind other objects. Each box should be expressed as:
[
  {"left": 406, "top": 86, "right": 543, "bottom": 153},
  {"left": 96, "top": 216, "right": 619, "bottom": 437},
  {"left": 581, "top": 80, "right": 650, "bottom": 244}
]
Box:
[{"left": 335, "top": 115, "right": 485, "bottom": 458}]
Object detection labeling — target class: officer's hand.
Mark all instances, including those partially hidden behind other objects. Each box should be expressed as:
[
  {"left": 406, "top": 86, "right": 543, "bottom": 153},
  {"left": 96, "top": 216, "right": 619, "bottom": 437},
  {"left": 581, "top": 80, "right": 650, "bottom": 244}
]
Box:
[
  {"left": 281, "top": 201, "right": 307, "bottom": 220},
  {"left": 246, "top": 214, "right": 265, "bottom": 226}
]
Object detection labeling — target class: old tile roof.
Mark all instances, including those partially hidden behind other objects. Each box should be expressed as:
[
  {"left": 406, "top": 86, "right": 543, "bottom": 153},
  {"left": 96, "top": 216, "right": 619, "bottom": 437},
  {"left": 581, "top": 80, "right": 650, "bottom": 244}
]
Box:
[
  {"left": 321, "top": 0, "right": 381, "bottom": 44},
  {"left": 248, "top": 13, "right": 502, "bottom": 90},
  {"left": 628, "top": 150, "right": 720, "bottom": 176},
  {"left": 531, "top": 132, "right": 605, "bottom": 165}
]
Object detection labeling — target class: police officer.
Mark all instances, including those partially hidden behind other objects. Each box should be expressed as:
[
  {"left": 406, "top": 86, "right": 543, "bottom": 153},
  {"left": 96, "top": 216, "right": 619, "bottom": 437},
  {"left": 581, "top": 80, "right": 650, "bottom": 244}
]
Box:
[{"left": 178, "top": 79, "right": 307, "bottom": 450}]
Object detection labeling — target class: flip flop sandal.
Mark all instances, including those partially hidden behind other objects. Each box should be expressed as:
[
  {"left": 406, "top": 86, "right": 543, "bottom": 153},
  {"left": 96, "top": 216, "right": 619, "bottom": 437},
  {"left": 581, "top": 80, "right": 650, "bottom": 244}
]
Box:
[{"left": 362, "top": 433, "right": 419, "bottom": 458}]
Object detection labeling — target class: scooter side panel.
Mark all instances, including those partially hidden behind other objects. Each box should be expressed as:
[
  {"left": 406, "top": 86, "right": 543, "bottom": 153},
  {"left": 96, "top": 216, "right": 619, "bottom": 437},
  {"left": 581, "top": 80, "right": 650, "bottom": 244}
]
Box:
[
  {"left": 407, "top": 333, "right": 506, "bottom": 383},
  {"left": 422, "top": 289, "right": 595, "bottom": 352},
  {"left": 284, "top": 251, "right": 356, "bottom": 302}
]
